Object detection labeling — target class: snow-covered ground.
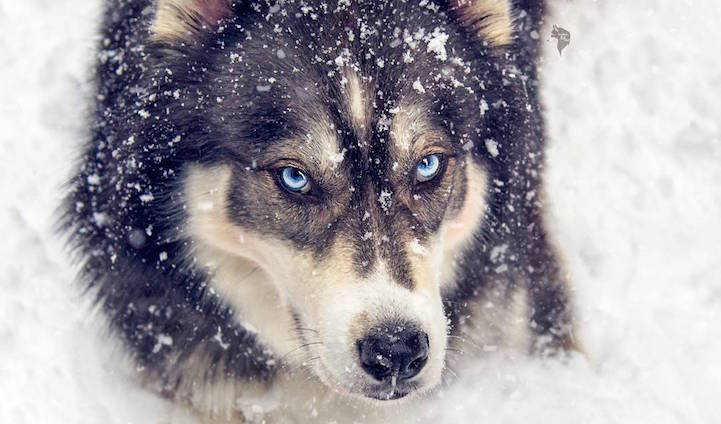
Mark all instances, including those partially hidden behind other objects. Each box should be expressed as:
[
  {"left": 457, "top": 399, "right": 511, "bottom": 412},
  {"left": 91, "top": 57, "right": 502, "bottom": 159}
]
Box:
[{"left": 1, "top": 0, "right": 720, "bottom": 423}]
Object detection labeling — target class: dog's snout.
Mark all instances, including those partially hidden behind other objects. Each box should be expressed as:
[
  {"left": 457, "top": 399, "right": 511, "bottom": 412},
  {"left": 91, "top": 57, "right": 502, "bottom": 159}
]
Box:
[{"left": 357, "top": 326, "right": 429, "bottom": 382}]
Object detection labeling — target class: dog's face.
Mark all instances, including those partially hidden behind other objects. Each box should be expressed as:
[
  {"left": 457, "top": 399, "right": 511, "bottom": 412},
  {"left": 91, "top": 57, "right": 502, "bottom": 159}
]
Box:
[{"left": 154, "top": 0, "right": 514, "bottom": 401}]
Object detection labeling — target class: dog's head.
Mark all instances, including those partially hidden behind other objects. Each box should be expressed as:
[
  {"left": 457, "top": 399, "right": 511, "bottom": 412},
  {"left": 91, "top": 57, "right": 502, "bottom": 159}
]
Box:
[{"left": 150, "top": 0, "right": 517, "bottom": 402}]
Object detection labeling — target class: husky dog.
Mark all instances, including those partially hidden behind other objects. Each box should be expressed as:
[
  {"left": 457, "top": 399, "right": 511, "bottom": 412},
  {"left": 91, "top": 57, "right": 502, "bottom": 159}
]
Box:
[{"left": 62, "top": 0, "right": 575, "bottom": 421}]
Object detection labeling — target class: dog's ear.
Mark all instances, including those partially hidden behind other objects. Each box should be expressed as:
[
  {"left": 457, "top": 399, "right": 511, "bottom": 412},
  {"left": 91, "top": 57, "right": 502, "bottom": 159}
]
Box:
[
  {"left": 451, "top": 0, "right": 514, "bottom": 47},
  {"left": 152, "top": 0, "right": 234, "bottom": 42}
]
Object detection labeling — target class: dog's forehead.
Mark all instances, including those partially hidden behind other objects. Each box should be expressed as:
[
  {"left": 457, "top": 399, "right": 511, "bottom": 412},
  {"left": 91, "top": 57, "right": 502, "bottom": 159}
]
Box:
[
  {"left": 221, "top": 3, "right": 479, "bottom": 167},
  {"left": 263, "top": 77, "right": 438, "bottom": 180}
]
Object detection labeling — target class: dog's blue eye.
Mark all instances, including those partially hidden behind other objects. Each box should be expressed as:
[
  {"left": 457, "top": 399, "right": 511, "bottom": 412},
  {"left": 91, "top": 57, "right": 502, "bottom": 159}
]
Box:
[
  {"left": 279, "top": 167, "right": 311, "bottom": 194},
  {"left": 415, "top": 154, "right": 443, "bottom": 183}
]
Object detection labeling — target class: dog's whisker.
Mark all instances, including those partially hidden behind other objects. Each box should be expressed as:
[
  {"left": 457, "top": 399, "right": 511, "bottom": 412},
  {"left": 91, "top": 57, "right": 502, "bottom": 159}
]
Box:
[
  {"left": 281, "top": 341, "right": 325, "bottom": 361},
  {"left": 446, "top": 334, "right": 484, "bottom": 353},
  {"left": 295, "top": 327, "right": 320, "bottom": 334},
  {"left": 443, "top": 365, "right": 459, "bottom": 380},
  {"left": 278, "top": 353, "right": 322, "bottom": 374}
]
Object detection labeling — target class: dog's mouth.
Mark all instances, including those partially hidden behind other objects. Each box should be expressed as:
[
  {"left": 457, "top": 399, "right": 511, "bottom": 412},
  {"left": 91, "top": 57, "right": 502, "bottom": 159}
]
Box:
[
  {"left": 363, "top": 378, "right": 420, "bottom": 401},
  {"left": 313, "top": 359, "right": 424, "bottom": 402}
]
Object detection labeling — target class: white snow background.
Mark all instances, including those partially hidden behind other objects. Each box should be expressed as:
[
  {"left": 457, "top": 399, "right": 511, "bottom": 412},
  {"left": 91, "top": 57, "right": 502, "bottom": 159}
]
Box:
[{"left": 1, "top": 0, "right": 720, "bottom": 423}]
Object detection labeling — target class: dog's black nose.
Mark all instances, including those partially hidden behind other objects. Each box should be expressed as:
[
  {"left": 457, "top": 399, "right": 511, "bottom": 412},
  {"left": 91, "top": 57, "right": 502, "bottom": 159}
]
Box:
[{"left": 357, "top": 326, "right": 429, "bottom": 382}]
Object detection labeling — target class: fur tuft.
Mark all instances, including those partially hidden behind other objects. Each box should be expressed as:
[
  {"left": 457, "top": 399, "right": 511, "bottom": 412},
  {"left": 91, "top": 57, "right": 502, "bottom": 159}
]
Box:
[
  {"left": 152, "top": 0, "right": 233, "bottom": 41},
  {"left": 451, "top": 0, "right": 514, "bottom": 47}
]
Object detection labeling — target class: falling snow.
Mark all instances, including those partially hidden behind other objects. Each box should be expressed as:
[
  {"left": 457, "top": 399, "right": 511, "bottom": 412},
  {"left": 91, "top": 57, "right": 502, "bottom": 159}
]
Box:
[
  {"left": 378, "top": 189, "right": 393, "bottom": 214},
  {"left": 2, "top": 1, "right": 721, "bottom": 424},
  {"left": 425, "top": 28, "right": 449, "bottom": 61},
  {"left": 484, "top": 138, "right": 500, "bottom": 158}
]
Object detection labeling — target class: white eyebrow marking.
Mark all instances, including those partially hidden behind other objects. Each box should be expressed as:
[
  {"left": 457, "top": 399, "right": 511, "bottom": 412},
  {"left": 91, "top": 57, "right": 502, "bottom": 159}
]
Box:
[
  {"left": 389, "top": 103, "right": 428, "bottom": 153},
  {"left": 306, "top": 117, "right": 345, "bottom": 171},
  {"left": 345, "top": 71, "right": 370, "bottom": 133}
]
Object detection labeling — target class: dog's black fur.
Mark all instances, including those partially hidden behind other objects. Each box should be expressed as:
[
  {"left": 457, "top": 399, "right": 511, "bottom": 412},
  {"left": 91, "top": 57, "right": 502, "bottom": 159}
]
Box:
[{"left": 62, "top": 0, "right": 573, "bottom": 402}]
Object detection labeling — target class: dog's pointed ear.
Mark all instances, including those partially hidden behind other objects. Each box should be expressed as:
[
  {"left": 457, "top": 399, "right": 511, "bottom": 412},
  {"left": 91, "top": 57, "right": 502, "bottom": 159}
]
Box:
[
  {"left": 152, "top": 0, "right": 234, "bottom": 42},
  {"left": 451, "top": 0, "right": 514, "bottom": 47}
]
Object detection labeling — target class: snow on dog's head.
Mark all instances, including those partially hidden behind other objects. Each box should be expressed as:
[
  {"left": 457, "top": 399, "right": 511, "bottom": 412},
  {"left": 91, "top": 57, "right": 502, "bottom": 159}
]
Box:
[{"left": 150, "top": 0, "right": 512, "bottom": 401}]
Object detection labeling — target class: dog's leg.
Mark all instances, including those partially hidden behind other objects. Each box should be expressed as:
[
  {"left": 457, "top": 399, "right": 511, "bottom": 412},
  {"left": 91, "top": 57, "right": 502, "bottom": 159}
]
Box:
[{"left": 521, "top": 205, "right": 578, "bottom": 354}]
